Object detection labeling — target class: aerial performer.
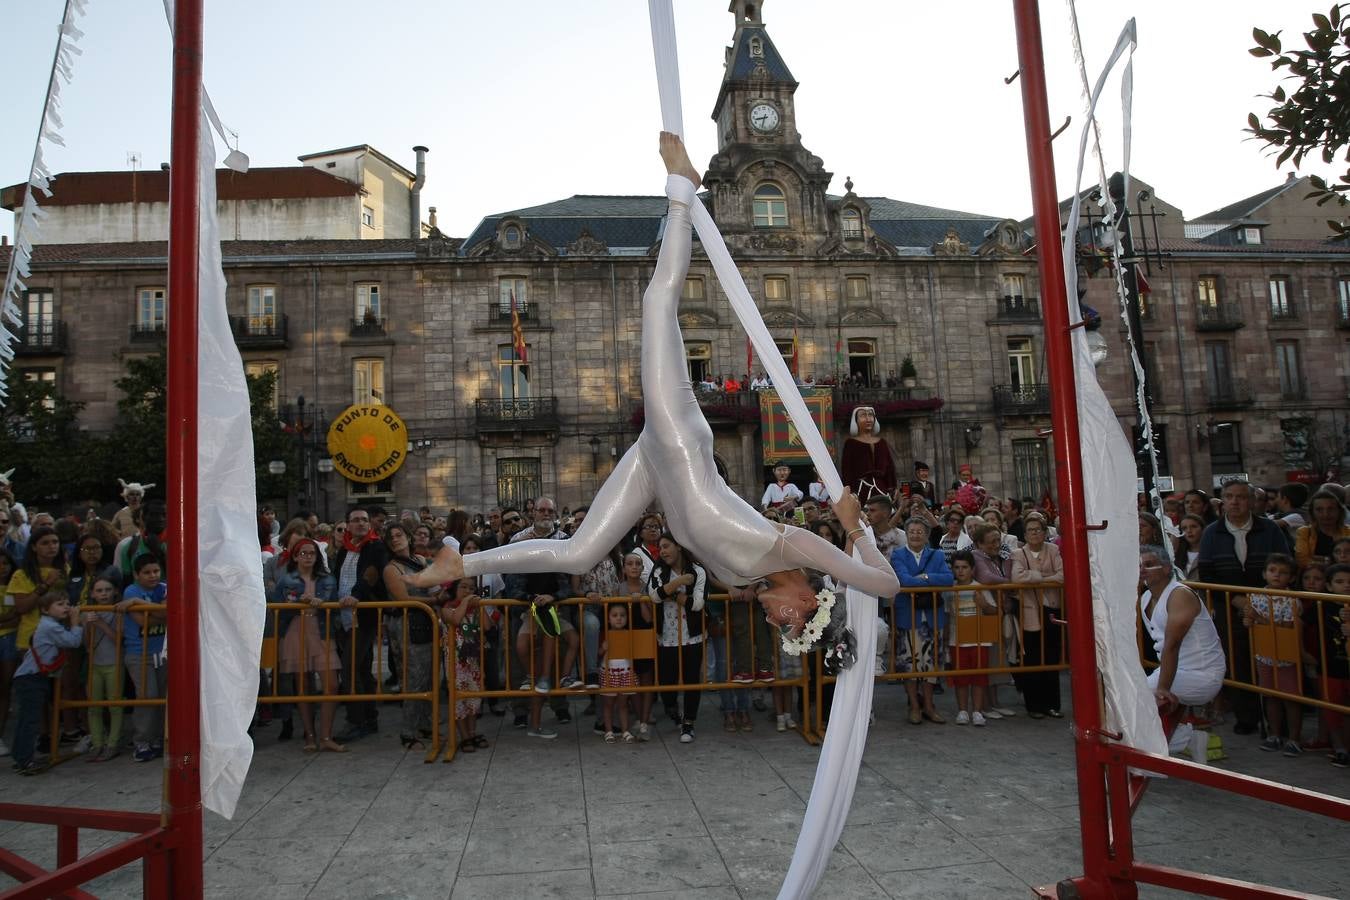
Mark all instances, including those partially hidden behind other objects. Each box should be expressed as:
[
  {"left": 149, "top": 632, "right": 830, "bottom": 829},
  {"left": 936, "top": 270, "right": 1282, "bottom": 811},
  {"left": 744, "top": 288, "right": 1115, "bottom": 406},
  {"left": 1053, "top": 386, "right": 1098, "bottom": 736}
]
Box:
[{"left": 412, "top": 133, "right": 900, "bottom": 641}]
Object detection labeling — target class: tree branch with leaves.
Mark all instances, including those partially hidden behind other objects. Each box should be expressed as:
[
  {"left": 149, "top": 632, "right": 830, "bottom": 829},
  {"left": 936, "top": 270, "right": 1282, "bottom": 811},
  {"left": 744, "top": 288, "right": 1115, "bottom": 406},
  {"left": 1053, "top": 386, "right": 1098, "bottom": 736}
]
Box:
[{"left": 1248, "top": 4, "right": 1350, "bottom": 236}]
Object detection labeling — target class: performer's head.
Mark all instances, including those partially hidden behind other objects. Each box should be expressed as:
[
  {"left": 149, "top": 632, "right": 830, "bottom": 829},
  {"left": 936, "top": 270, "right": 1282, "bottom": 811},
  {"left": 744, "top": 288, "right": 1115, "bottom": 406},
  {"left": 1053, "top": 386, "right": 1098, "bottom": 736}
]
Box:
[
  {"left": 914, "top": 461, "right": 930, "bottom": 480},
  {"left": 755, "top": 569, "right": 817, "bottom": 638},
  {"left": 772, "top": 463, "right": 791, "bottom": 484},
  {"left": 850, "top": 406, "right": 879, "bottom": 436}
]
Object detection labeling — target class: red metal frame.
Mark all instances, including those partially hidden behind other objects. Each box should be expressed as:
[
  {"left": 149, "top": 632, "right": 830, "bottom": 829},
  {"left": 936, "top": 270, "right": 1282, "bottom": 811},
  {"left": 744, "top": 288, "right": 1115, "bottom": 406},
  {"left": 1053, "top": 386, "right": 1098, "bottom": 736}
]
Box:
[
  {"left": 0, "top": 3, "right": 205, "bottom": 897},
  {"left": 1013, "top": 3, "right": 1350, "bottom": 899},
  {"left": 164, "top": 0, "right": 205, "bottom": 895}
]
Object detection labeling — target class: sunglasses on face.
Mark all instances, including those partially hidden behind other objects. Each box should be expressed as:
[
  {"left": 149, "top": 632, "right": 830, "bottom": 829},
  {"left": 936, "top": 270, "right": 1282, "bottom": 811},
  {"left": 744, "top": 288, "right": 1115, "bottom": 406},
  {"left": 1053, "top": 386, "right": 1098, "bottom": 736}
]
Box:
[{"left": 504, "top": 516, "right": 522, "bottom": 525}]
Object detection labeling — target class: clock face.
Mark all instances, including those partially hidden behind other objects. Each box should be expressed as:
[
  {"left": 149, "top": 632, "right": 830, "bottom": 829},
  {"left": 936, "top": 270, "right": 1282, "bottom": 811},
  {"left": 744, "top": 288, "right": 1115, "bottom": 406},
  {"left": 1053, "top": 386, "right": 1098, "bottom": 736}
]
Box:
[{"left": 749, "top": 103, "right": 779, "bottom": 133}]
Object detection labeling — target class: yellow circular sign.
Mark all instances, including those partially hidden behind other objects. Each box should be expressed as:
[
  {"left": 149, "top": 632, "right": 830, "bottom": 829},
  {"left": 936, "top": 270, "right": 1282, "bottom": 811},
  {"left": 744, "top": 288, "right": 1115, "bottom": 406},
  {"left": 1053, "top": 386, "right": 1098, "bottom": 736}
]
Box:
[{"left": 326, "top": 404, "right": 408, "bottom": 483}]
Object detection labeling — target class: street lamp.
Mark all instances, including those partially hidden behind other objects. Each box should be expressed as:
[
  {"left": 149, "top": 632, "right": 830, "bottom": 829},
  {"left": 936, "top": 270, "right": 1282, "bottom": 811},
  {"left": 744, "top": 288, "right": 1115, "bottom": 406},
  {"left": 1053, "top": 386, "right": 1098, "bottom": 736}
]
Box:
[{"left": 267, "top": 460, "right": 287, "bottom": 475}]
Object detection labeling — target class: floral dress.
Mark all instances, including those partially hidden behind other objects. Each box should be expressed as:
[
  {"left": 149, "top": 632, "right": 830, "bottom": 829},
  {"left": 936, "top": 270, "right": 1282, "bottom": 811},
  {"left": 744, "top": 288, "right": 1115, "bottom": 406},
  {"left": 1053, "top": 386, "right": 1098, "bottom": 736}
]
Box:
[{"left": 444, "top": 599, "right": 483, "bottom": 719}]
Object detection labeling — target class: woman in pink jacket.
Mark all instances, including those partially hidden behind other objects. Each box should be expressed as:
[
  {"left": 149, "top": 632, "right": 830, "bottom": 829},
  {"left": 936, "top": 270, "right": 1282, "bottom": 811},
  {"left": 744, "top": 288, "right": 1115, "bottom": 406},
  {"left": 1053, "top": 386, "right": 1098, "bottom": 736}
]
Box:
[{"left": 1010, "top": 513, "right": 1064, "bottom": 718}]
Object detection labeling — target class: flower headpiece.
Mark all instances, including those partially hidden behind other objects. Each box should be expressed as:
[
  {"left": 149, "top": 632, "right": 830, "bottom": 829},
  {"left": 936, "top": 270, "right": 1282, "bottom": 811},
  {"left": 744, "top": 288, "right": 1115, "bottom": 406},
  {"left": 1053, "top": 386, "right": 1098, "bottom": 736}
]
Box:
[{"left": 780, "top": 587, "right": 838, "bottom": 657}]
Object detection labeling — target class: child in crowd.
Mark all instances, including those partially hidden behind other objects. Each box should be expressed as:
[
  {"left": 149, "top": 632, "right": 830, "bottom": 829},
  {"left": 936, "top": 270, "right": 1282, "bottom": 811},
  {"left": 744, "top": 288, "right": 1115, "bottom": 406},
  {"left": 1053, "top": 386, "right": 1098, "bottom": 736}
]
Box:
[
  {"left": 599, "top": 603, "right": 638, "bottom": 743},
  {"left": 1239, "top": 553, "right": 1303, "bottom": 756},
  {"left": 442, "top": 579, "right": 487, "bottom": 752},
  {"left": 11, "top": 593, "right": 83, "bottom": 774},
  {"left": 947, "top": 550, "right": 999, "bottom": 726},
  {"left": 1319, "top": 565, "right": 1350, "bottom": 768},
  {"left": 1333, "top": 538, "right": 1350, "bottom": 568},
  {"left": 81, "top": 576, "right": 124, "bottom": 761},
  {"left": 117, "top": 553, "right": 167, "bottom": 762},
  {"left": 617, "top": 552, "right": 655, "bottom": 739}
]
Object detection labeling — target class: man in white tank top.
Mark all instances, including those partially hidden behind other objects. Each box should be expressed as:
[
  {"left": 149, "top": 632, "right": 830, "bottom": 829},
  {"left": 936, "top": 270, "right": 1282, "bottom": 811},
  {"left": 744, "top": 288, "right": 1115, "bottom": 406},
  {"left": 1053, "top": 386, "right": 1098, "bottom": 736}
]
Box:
[{"left": 1139, "top": 546, "right": 1226, "bottom": 713}]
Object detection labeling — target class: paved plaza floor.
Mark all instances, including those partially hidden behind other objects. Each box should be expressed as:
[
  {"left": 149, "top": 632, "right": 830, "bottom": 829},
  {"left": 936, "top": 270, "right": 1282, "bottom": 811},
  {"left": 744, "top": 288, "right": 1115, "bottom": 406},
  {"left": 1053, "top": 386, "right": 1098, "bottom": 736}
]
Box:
[{"left": 3, "top": 678, "right": 1348, "bottom": 899}]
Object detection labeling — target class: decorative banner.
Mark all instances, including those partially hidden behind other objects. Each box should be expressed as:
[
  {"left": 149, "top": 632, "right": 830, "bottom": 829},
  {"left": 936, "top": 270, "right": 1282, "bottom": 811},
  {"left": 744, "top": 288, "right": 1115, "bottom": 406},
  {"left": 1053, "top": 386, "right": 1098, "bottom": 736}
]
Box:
[
  {"left": 759, "top": 388, "right": 833, "bottom": 465},
  {"left": 327, "top": 404, "right": 408, "bottom": 483}
]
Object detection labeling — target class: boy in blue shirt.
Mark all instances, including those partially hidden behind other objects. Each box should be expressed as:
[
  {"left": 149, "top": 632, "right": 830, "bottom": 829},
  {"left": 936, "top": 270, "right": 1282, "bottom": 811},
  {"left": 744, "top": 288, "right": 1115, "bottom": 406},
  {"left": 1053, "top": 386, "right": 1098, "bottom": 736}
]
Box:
[
  {"left": 116, "top": 553, "right": 167, "bottom": 762},
  {"left": 11, "top": 593, "right": 83, "bottom": 774}
]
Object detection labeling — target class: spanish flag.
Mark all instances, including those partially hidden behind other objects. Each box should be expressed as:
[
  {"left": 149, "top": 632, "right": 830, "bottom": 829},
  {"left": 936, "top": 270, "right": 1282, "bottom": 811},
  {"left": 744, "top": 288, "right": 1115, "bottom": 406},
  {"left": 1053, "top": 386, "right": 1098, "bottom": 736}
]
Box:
[
  {"left": 510, "top": 289, "right": 528, "bottom": 364},
  {"left": 790, "top": 327, "right": 799, "bottom": 376}
]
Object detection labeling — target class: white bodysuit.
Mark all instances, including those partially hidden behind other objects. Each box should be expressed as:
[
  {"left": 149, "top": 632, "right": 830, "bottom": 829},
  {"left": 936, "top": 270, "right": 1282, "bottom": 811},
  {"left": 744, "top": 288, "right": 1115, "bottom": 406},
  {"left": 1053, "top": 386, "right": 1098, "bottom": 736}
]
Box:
[
  {"left": 462, "top": 176, "right": 898, "bottom": 598},
  {"left": 1140, "top": 578, "right": 1226, "bottom": 705}
]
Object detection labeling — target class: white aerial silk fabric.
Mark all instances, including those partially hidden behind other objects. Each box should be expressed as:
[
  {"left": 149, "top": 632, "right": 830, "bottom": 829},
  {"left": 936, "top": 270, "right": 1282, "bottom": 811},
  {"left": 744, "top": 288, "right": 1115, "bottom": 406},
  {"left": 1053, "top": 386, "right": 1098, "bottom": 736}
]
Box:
[
  {"left": 647, "top": 4, "right": 877, "bottom": 895},
  {"left": 193, "top": 108, "right": 267, "bottom": 818},
  {"left": 0, "top": 0, "right": 90, "bottom": 398},
  {"left": 1058, "top": 15, "right": 1166, "bottom": 757},
  {"left": 160, "top": 0, "right": 264, "bottom": 820}
]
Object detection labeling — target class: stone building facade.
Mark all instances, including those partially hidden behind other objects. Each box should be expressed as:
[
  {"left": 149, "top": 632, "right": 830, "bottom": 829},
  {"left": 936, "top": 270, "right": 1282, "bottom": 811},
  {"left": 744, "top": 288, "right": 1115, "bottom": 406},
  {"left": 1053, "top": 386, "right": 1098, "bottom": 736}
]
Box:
[{"left": 3, "top": 3, "right": 1348, "bottom": 516}]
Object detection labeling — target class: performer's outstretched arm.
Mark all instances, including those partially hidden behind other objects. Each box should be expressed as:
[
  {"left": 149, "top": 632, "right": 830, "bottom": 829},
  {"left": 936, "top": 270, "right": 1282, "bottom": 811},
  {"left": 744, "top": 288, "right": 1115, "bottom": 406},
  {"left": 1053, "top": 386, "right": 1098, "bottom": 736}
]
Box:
[{"left": 779, "top": 490, "right": 900, "bottom": 598}]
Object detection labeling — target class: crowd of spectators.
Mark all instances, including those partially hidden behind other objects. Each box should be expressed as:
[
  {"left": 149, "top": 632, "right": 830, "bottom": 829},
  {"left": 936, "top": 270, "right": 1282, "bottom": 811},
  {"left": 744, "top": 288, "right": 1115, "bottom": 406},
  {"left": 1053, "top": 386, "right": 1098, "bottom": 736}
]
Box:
[{"left": 2, "top": 467, "right": 1349, "bottom": 775}]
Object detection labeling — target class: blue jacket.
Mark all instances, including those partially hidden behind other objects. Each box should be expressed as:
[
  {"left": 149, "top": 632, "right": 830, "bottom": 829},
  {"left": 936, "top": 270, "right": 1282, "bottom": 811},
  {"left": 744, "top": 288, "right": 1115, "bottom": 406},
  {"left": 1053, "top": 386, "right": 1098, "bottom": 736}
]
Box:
[
  {"left": 890, "top": 545, "right": 955, "bottom": 630},
  {"left": 1197, "top": 516, "right": 1291, "bottom": 589},
  {"left": 271, "top": 569, "right": 339, "bottom": 640}
]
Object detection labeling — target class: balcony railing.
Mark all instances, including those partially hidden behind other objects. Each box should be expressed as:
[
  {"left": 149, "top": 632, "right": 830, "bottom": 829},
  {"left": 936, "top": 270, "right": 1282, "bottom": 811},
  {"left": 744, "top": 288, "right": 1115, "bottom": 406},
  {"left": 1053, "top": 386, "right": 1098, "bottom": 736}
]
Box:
[
  {"left": 1196, "top": 303, "right": 1244, "bottom": 331},
  {"left": 350, "top": 316, "right": 387, "bottom": 338},
  {"left": 474, "top": 397, "right": 559, "bottom": 431},
  {"left": 486, "top": 302, "right": 540, "bottom": 325},
  {"left": 1206, "top": 378, "right": 1253, "bottom": 410},
  {"left": 993, "top": 383, "right": 1051, "bottom": 415},
  {"left": 230, "top": 314, "right": 289, "bottom": 348},
  {"left": 129, "top": 322, "right": 167, "bottom": 342},
  {"left": 997, "top": 295, "right": 1040, "bottom": 319},
  {"left": 13, "top": 321, "right": 68, "bottom": 355}
]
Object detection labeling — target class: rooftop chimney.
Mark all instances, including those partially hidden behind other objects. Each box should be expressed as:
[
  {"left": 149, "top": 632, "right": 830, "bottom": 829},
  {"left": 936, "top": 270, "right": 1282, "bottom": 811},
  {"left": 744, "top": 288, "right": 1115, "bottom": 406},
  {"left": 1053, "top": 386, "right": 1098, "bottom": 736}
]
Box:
[{"left": 411, "top": 146, "right": 428, "bottom": 238}]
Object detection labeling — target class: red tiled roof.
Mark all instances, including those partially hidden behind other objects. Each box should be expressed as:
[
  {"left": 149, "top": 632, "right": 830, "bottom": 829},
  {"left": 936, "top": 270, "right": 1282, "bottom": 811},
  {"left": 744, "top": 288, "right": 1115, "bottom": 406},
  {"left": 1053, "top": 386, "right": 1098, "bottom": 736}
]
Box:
[{"left": 0, "top": 166, "right": 361, "bottom": 210}]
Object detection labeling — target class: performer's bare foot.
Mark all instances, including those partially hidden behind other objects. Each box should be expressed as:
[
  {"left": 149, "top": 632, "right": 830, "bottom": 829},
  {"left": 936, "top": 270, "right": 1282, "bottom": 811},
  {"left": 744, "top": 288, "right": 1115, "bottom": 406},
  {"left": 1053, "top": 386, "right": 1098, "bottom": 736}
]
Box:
[
  {"left": 406, "top": 543, "right": 464, "bottom": 587},
  {"left": 659, "top": 132, "right": 701, "bottom": 189}
]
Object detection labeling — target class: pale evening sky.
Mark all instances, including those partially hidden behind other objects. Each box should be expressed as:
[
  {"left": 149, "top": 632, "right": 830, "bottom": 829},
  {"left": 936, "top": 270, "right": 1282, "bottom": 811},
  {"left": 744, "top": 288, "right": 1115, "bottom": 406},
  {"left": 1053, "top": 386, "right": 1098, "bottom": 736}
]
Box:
[{"left": 0, "top": 1, "right": 1334, "bottom": 243}]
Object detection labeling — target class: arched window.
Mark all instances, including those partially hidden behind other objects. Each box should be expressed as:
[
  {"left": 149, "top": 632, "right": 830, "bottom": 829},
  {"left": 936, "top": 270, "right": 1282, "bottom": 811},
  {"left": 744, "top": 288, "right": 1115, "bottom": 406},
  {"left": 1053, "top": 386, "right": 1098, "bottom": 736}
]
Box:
[
  {"left": 753, "top": 184, "right": 788, "bottom": 228},
  {"left": 685, "top": 341, "right": 712, "bottom": 384},
  {"left": 841, "top": 208, "right": 862, "bottom": 239}
]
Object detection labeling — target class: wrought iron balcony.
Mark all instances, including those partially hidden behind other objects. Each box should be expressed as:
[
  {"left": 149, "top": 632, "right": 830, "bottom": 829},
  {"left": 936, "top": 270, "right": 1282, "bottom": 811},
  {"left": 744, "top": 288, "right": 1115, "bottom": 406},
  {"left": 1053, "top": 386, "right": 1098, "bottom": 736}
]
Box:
[
  {"left": 230, "top": 314, "right": 289, "bottom": 349},
  {"left": 129, "top": 322, "right": 166, "bottom": 343},
  {"left": 474, "top": 397, "right": 559, "bottom": 432},
  {"left": 996, "top": 295, "right": 1040, "bottom": 319},
  {"left": 349, "top": 315, "right": 387, "bottom": 338},
  {"left": 993, "top": 383, "right": 1051, "bottom": 415},
  {"left": 13, "top": 321, "right": 68, "bottom": 355},
  {"left": 1206, "top": 378, "right": 1252, "bottom": 410},
  {"left": 486, "top": 302, "right": 540, "bottom": 325},
  {"left": 1196, "top": 303, "right": 1244, "bottom": 331}
]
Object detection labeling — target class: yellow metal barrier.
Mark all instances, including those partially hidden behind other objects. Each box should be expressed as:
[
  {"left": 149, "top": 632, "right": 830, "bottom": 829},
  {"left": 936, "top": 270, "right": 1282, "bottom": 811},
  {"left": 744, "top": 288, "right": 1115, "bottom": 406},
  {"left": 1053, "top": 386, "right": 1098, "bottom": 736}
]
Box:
[
  {"left": 51, "top": 600, "right": 443, "bottom": 765},
  {"left": 1167, "top": 581, "right": 1350, "bottom": 718},
  {"left": 812, "top": 582, "right": 1069, "bottom": 736},
  {"left": 442, "top": 593, "right": 814, "bottom": 761}
]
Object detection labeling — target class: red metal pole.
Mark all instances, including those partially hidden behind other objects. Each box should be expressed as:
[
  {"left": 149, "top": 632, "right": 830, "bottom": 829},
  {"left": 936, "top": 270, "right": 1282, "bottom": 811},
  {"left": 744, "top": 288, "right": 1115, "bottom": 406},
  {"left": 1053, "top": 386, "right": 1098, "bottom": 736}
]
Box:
[
  {"left": 165, "top": 0, "right": 204, "bottom": 896},
  {"left": 1011, "top": 2, "right": 1127, "bottom": 897}
]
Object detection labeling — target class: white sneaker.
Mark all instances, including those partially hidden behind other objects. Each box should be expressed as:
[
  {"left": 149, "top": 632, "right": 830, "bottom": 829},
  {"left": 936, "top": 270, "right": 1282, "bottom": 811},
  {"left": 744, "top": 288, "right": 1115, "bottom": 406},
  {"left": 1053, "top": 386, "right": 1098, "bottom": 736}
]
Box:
[
  {"left": 982, "top": 709, "right": 1004, "bottom": 720},
  {"left": 636, "top": 722, "right": 651, "bottom": 742},
  {"left": 990, "top": 706, "right": 1016, "bottom": 717},
  {"left": 972, "top": 711, "right": 987, "bottom": 727},
  {"left": 527, "top": 727, "right": 558, "bottom": 740},
  {"left": 954, "top": 710, "right": 971, "bottom": 726},
  {"left": 74, "top": 735, "right": 94, "bottom": 755},
  {"left": 776, "top": 714, "right": 787, "bottom": 733}
]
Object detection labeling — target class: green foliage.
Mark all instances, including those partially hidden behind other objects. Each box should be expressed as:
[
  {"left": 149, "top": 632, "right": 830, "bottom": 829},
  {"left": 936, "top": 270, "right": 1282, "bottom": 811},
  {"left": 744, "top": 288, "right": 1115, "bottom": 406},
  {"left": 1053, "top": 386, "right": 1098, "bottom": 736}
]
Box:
[
  {"left": 1248, "top": 4, "right": 1350, "bottom": 236},
  {"left": 247, "top": 369, "right": 299, "bottom": 501},
  {"left": 899, "top": 355, "right": 918, "bottom": 380},
  {"left": 0, "top": 372, "right": 102, "bottom": 506},
  {"left": 102, "top": 351, "right": 299, "bottom": 508}
]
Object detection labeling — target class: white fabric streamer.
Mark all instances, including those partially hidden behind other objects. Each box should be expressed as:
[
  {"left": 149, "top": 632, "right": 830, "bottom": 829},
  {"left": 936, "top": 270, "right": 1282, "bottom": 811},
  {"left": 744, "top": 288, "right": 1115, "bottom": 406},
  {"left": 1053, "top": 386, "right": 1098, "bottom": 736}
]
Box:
[
  {"left": 193, "top": 107, "right": 266, "bottom": 819},
  {"left": 1, "top": 0, "right": 88, "bottom": 400},
  {"left": 1059, "top": 14, "right": 1166, "bottom": 757},
  {"left": 646, "top": 4, "right": 876, "bottom": 896}
]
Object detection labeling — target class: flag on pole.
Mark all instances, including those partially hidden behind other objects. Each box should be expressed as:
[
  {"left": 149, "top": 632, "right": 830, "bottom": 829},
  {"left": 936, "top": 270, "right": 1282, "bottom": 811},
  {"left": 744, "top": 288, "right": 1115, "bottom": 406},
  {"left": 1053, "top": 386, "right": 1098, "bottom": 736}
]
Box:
[
  {"left": 511, "top": 289, "right": 528, "bottom": 365},
  {"left": 790, "top": 327, "right": 799, "bottom": 377},
  {"left": 1135, "top": 269, "right": 1151, "bottom": 295},
  {"left": 746, "top": 334, "right": 753, "bottom": 378}
]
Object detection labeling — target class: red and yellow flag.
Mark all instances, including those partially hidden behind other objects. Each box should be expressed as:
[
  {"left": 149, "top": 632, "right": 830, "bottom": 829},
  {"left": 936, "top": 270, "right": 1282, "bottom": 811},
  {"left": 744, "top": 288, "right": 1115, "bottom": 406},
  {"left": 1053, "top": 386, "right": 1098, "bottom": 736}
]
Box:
[
  {"left": 510, "top": 290, "right": 528, "bottom": 363},
  {"left": 790, "top": 327, "right": 799, "bottom": 376}
]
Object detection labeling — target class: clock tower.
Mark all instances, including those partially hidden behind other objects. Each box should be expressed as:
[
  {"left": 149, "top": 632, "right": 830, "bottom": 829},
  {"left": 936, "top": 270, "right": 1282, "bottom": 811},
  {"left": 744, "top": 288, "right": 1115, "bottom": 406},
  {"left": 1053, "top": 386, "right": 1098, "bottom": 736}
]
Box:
[{"left": 705, "top": 0, "right": 833, "bottom": 250}]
